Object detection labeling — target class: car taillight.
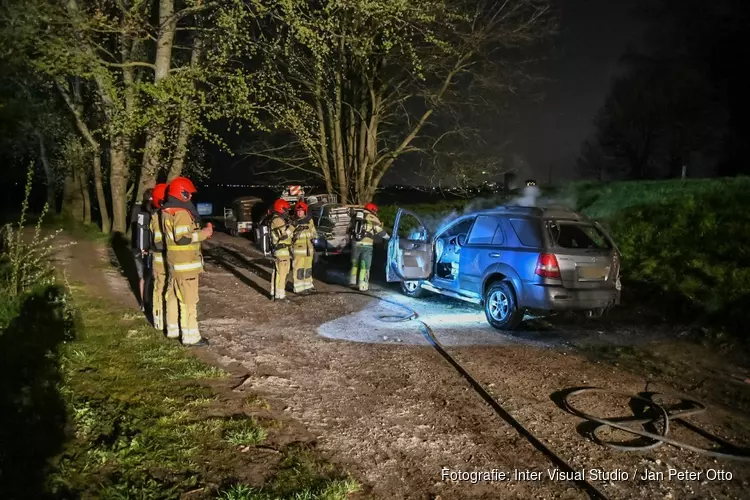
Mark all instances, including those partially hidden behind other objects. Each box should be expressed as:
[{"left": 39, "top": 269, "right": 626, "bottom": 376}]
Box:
[{"left": 536, "top": 253, "right": 561, "bottom": 279}]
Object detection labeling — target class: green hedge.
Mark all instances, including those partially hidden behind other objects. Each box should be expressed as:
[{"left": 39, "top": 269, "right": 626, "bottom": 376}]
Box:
[{"left": 575, "top": 178, "right": 750, "bottom": 328}]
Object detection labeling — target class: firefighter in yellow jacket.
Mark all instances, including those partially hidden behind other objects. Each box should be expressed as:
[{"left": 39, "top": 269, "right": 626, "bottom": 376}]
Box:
[
  {"left": 349, "top": 203, "right": 389, "bottom": 291},
  {"left": 270, "top": 199, "right": 293, "bottom": 300},
  {"left": 291, "top": 200, "right": 316, "bottom": 294},
  {"left": 149, "top": 182, "right": 168, "bottom": 331},
  {"left": 161, "top": 177, "right": 213, "bottom": 346}
]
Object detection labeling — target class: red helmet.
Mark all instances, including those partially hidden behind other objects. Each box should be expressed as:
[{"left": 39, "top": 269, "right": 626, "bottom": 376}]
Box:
[
  {"left": 167, "top": 177, "right": 197, "bottom": 202},
  {"left": 364, "top": 202, "right": 378, "bottom": 214},
  {"left": 295, "top": 200, "right": 309, "bottom": 214},
  {"left": 152, "top": 183, "right": 168, "bottom": 209},
  {"left": 273, "top": 199, "right": 291, "bottom": 214}
]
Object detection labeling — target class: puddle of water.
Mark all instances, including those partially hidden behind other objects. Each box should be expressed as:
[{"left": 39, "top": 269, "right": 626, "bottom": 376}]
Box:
[{"left": 316, "top": 290, "right": 564, "bottom": 349}]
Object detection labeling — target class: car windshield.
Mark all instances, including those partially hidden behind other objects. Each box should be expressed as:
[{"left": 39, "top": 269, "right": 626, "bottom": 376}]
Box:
[{"left": 547, "top": 221, "right": 612, "bottom": 250}]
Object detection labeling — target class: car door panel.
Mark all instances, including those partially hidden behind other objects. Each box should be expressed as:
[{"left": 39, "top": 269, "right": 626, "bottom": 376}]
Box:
[
  {"left": 459, "top": 215, "right": 504, "bottom": 294},
  {"left": 386, "top": 209, "right": 433, "bottom": 282}
]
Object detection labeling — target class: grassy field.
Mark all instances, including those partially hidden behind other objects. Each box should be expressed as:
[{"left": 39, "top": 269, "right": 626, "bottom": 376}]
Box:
[
  {"left": 379, "top": 177, "right": 750, "bottom": 335},
  {"left": 0, "top": 281, "right": 358, "bottom": 499}
]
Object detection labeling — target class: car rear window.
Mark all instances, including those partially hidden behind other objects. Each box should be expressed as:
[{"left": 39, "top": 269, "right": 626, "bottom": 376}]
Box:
[
  {"left": 509, "top": 218, "right": 542, "bottom": 247},
  {"left": 548, "top": 221, "right": 612, "bottom": 250}
]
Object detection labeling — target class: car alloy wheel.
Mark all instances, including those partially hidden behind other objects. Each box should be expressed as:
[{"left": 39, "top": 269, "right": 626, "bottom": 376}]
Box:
[{"left": 488, "top": 289, "right": 510, "bottom": 322}]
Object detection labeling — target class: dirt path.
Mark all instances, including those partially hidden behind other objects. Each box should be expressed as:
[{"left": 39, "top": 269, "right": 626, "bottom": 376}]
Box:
[
  {"left": 55, "top": 231, "right": 750, "bottom": 499},
  {"left": 194, "top": 233, "right": 750, "bottom": 500}
]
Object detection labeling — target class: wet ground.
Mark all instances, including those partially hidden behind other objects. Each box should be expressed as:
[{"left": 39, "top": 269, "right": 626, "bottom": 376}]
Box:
[{"left": 68, "top": 231, "right": 750, "bottom": 499}]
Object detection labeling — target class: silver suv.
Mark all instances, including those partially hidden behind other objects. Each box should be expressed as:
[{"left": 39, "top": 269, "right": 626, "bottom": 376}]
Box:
[{"left": 386, "top": 206, "right": 622, "bottom": 330}]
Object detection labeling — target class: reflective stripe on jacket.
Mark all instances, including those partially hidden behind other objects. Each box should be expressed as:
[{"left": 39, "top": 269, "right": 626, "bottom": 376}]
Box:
[
  {"left": 163, "top": 207, "right": 205, "bottom": 277},
  {"left": 270, "top": 214, "right": 293, "bottom": 260},
  {"left": 149, "top": 210, "right": 166, "bottom": 270},
  {"left": 292, "top": 219, "right": 316, "bottom": 256}
]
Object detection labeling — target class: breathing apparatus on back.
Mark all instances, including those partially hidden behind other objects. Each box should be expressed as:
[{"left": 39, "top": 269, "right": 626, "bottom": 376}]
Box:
[{"left": 352, "top": 209, "right": 366, "bottom": 242}]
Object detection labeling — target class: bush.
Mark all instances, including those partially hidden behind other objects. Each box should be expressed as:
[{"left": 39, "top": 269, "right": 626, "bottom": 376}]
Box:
[
  {"left": 1, "top": 165, "right": 63, "bottom": 303},
  {"left": 589, "top": 179, "right": 750, "bottom": 328}
]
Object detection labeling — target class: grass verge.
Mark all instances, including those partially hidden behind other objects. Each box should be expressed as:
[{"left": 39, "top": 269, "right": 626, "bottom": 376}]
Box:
[{"left": 0, "top": 281, "right": 358, "bottom": 499}]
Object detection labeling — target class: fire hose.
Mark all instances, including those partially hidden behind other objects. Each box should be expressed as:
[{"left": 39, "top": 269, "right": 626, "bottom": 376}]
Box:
[{"left": 562, "top": 388, "right": 750, "bottom": 461}]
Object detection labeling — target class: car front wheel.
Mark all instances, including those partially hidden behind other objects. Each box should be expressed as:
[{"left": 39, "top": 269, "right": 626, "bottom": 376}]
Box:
[
  {"left": 400, "top": 280, "right": 425, "bottom": 298},
  {"left": 484, "top": 281, "right": 524, "bottom": 330}
]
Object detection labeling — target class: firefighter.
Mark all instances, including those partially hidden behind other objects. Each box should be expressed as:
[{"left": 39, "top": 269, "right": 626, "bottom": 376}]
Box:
[
  {"left": 161, "top": 177, "right": 213, "bottom": 346},
  {"left": 349, "top": 202, "right": 389, "bottom": 291},
  {"left": 270, "top": 199, "right": 293, "bottom": 300},
  {"left": 291, "top": 200, "right": 316, "bottom": 295},
  {"left": 149, "top": 183, "right": 168, "bottom": 331},
  {"left": 130, "top": 188, "right": 153, "bottom": 311}
]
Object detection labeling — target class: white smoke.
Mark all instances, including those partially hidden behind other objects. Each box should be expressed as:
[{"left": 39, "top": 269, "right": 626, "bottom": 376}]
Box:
[
  {"left": 512, "top": 185, "right": 541, "bottom": 207},
  {"left": 405, "top": 186, "right": 577, "bottom": 239}
]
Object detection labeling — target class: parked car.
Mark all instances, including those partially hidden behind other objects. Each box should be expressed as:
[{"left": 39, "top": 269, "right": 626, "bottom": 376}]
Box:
[
  {"left": 386, "top": 206, "right": 622, "bottom": 330},
  {"left": 224, "top": 196, "right": 263, "bottom": 237}
]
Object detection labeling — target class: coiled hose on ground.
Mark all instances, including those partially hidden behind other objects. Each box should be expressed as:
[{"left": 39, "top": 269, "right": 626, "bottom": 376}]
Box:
[{"left": 562, "top": 388, "right": 750, "bottom": 461}]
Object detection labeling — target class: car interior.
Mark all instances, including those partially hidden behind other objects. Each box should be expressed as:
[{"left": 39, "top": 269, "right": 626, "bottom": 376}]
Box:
[{"left": 435, "top": 218, "right": 474, "bottom": 280}]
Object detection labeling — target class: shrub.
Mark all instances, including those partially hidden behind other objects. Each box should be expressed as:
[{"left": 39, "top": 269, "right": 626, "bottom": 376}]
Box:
[
  {"left": 599, "top": 182, "right": 750, "bottom": 327},
  {"left": 0, "top": 165, "right": 63, "bottom": 300},
  {"left": 0, "top": 164, "right": 67, "bottom": 330}
]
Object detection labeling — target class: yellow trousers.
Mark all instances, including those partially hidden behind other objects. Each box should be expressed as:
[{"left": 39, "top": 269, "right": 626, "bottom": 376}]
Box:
[
  {"left": 166, "top": 274, "right": 201, "bottom": 344},
  {"left": 273, "top": 259, "right": 290, "bottom": 299},
  {"left": 292, "top": 248, "right": 314, "bottom": 293},
  {"left": 151, "top": 264, "right": 167, "bottom": 331}
]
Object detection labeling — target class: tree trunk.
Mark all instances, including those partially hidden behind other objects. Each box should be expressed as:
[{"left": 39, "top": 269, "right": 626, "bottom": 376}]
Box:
[
  {"left": 138, "top": 0, "right": 177, "bottom": 201},
  {"left": 35, "top": 131, "right": 57, "bottom": 212},
  {"left": 61, "top": 163, "right": 84, "bottom": 222},
  {"left": 80, "top": 163, "right": 92, "bottom": 225},
  {"left": 168, "top": 36, "right": 203, "bottom": 181},
  {"left": 56, "top": 80, "right": 110, "bottom": 232},
  {"left": 110, "top": 137, "right": 129, "bottom": 234},
  {"left": 168, "top": 118, "right": 190, "bottom": 181},
  {"left": 314, "top": 74, "right": 334, "bottom": 196},
  {"left": 92, "top": 153, "right": 110, "bottom": 233}
]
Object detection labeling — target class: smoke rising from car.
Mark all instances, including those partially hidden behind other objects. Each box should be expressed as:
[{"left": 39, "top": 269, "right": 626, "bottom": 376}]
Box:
[
  {"left": 407, "top": 186, "right": 577, "bottom": 238},
  {"left": 513, "top": 185, "right": 541, "bottom": 207}
]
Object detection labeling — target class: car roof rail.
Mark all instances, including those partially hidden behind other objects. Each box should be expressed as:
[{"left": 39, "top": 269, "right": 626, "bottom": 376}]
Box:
[
  {"left": 490, "top": 205, "right": 585, "bottom": 220},
  {"left": 491, "top": 206, "right": 544, "bottom": 215}
]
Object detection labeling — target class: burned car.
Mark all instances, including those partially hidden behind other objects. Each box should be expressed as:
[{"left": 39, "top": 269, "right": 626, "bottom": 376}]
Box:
[{"left": 386, "top": 206, "right": 622, "bottom": 330}]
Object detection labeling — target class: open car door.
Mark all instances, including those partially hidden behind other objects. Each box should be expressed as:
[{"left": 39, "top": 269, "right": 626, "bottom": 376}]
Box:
[{"left": 386, "top": 209, "right": 434, "bottom": 282}]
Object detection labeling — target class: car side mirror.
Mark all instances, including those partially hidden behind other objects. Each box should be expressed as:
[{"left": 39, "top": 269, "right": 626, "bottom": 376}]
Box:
[{"left": 457, "top": 234, "right": 466, "bottom": 246}]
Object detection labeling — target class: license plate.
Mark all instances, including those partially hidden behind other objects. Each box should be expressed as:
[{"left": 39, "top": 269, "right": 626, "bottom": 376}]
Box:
[{"left": 577, "top": 266, "right": 607, "bottom": 280}]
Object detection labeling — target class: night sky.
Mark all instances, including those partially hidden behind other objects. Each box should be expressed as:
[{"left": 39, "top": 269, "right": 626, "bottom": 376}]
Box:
[
  {"left": 211, "top": 0, "right": 644, "bottom": 187},
  {"left": 508, "top": 0, "right": 643, "bottom": 182}
]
